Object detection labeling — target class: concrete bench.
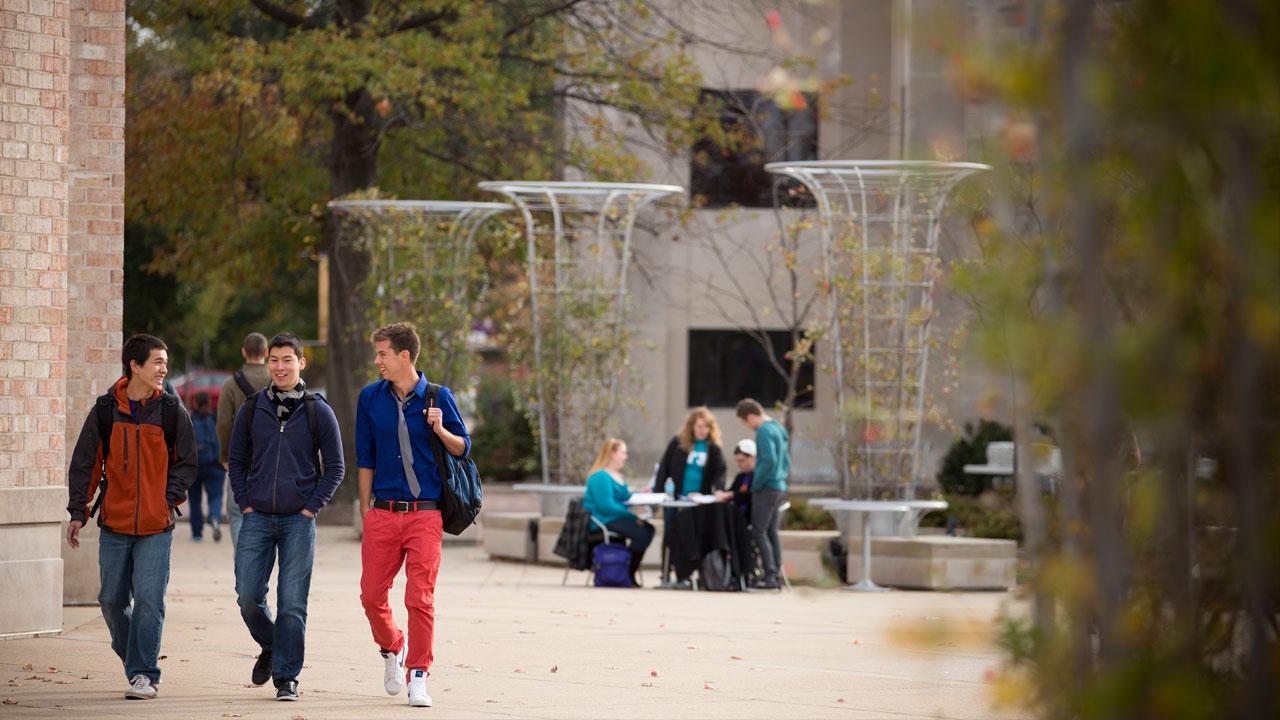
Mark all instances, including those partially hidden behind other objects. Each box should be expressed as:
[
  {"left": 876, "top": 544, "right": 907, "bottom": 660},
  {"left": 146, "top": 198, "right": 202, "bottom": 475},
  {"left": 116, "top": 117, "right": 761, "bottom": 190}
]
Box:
[
  {"left": 845, "top": 535, "right": 1016, "bottom": 590},
  {"left": 481, "top": 511, "right": 539, "bottom": 561},
  {"left": 778, "top": 529, "right": 842, "bottom": 584}
]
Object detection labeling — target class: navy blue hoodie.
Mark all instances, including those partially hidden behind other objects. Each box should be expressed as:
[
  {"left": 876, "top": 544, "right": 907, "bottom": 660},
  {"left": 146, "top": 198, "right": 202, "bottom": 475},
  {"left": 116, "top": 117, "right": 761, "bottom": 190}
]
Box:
[{"left": 227, "top": 389, "right": 345, "bottom": 515}]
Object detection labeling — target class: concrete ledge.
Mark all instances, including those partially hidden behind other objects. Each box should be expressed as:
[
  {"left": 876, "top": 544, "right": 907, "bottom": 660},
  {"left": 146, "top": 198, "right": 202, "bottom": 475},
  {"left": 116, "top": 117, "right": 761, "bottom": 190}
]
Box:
[
  {"left": 846, "top": 536, "right": 1016, "bottom": 590},
  {"left": 779, "top": 529, "right": 841, "bottom": 584},
  {"left": 0, "top": 556, "right": 63, "bottom": 636},
  {"left": 482, "top": 511, "right": 539, "bottom": 561},
  {"left": 0, "top": 486, "right": 68, "bottom": 526}
]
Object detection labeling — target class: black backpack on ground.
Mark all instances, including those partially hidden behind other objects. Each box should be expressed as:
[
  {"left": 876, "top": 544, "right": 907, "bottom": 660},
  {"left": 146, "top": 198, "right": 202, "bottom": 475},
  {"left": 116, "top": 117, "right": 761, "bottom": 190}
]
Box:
[
  {"left": 90, "top": 392, "right": 180, "bottom": 518},
  {"left": 424, "top": 383, "right": 483, "bottom": 535}
]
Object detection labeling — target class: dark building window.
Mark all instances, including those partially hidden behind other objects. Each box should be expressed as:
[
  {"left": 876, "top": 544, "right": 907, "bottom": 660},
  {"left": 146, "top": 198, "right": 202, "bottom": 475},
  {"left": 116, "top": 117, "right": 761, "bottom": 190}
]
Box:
[
  {"left": 687, "top": 329, "right": 815, "bottom": 409},
  {"left": 690, "top": 89, "right": 818, "bottom": 209}
]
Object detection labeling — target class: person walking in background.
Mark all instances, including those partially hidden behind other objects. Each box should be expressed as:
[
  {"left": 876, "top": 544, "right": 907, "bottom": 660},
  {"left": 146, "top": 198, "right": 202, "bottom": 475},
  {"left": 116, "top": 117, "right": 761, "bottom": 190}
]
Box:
[
  {"left": 735, "top": 398, "right": 790, "bottom": 590},
  {"left": 583, "top": 438, "right": 654, "bottom": 588},
  {"left": 654, "top": 406, "right": 727, "bottom": 498},
  {"left": 356, "top": 322, "right": 471, "bottom": 708},
  {"left": 65, "top": 334, "right": 197, "bottom": 700},
  {"left": 227, "top": 332, "right": 345, "bottom": 701},
  {"left": 217, "top": 332, "right": 270, "bottom": 547},
  {"left": 188, "top": 391, "right": 224, "bottom": 542}
]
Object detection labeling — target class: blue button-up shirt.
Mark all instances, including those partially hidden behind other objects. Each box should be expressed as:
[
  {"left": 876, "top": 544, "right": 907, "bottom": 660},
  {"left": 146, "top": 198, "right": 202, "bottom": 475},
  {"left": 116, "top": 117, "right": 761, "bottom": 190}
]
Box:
[{"left": 355, "top": 372, "right": 471, "bottom": 502}]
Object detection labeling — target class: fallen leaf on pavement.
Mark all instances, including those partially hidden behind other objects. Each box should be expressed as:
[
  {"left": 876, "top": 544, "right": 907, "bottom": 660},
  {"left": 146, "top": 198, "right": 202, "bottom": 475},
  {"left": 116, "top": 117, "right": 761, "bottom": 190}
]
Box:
[
  {"left": 513, "top": 668, "right": 525, "bottom": 673},
  {"left": 640, "top": 682, "right": 654, "bottom": 688},
  {"left": 837, "top": 698, "right": 846, "bottom": 703},
  {"left": 550, "top": 666, "right": 558, "bottom": 673},
  {"left": 729, "top": 655, "right": 743, "bottom": 660},
  {"left": 704, "top": 682, "right": 716, "bottom": 691},
  {"left": 220, "top": 714, "right": 241, "bottom": 718},
  {"left": 45, "top": 667, "right": 57, "bottom": 673},
  {"left": 80, "top": 675, "right": 91, "bottom": 680},
  {"left": 158, "top": 655, "right": 167, "bottom": 660},
  {"left": 852, "top": 639, "right": 860, "bottom": 645},
  {"left": 649, "top": 670, "right": 660, "bottom": 677},
  {"left": 21, "top": 664, "right": 32, "bottom": 672},
  {"left": 2, "top": 698, "right": 17, "bottom": 705},
  {"left": 686, "top": 645, "right": 697, "bottom": 650}
]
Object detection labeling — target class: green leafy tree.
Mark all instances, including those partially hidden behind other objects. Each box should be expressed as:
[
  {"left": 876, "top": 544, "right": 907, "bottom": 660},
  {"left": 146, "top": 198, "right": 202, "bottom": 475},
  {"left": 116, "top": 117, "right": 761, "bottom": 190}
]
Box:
[{"left": 949, "top": 2, "right": 1280, "bottom": 716}]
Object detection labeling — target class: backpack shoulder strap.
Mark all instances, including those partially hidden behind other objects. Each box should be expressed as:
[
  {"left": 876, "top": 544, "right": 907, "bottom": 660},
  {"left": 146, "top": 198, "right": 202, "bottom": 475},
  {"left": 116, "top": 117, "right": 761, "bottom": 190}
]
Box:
[
  {"left": 423, "top": 383, "right": 450, "bottom": 481},
  {"left": 233, "top": 370, "right": 256, "bottom": 397},
  {"left": 302, "top": 392, "right": 322, "bottom": 474},
  {"left": 95, "top": 393, "right": 114, "bottom": 462},
  {"left": 160, "top": 393, "right": 180, "bottom": 455}
]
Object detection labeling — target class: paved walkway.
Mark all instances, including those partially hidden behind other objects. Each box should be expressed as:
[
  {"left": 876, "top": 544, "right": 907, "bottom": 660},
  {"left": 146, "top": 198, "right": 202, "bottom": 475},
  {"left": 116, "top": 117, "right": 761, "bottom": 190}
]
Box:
[{"left": 1, "top": 527, "right": 1026, "bottom": 719}]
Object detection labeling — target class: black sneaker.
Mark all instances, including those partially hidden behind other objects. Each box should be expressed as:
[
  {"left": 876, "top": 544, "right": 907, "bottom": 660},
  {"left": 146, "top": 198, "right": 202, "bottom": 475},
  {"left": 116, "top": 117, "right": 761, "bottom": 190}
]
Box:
[
  {"left": 275, "top": 679, "right": 299, "bottom": 701},
  {"left": 211, "top": 519, "right": 222, "bottom": 543},
  {"left": 251, "top": 650, "right": 272, "bottom": 686}
]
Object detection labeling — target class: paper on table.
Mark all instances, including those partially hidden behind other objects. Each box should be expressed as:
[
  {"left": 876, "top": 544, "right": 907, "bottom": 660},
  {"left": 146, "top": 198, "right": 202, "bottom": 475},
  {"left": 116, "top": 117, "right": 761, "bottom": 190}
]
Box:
[
  {"left": 627, "top": 492, "right": 667, "bottom": 505},
  {"left": 686, "top": 493, "right": 718, "bottom": 504}
]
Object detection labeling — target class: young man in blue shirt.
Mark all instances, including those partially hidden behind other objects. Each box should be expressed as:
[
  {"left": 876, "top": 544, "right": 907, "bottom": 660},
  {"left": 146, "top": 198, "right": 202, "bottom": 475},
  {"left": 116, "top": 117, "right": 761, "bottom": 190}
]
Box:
[
  {"left": 227, "top": 332, "right": 345, "bottom": 701},
  {"left": 356, "top": 322, "right": 470, "bottom": 708},
  {"left": 735, "top": 398, "right": 790, "bottom": 590}
]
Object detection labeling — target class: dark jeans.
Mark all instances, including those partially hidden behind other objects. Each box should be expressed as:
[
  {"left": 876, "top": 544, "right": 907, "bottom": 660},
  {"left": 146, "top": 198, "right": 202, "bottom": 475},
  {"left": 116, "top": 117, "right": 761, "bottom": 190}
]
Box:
[
  {"left": 750, "top": 489, "right": 786, "bottom": 583},
  {"left": 189, "top": 465, "right": 225, "bottom": 538},
  {"left": 98, "top": 527, "right": 173, "bottom": 682},
  {"left": 234, "top": 511, "right": 316, "bottom": 684},
  {"left": 605, "top": 517, "right": 654, "bottom": 573}
]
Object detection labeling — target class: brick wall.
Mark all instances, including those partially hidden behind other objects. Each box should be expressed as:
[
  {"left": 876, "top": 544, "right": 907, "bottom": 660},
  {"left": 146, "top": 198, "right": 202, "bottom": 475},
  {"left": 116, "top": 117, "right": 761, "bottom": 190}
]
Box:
[
  {"left": 66, "top": 0, "right": 124, "bottom": 437},
  {"left": 0, "top": 0, "right": 125, "bottom": 632},
  {"left": 0, "top": 0, "right": 71, "bottom": 491}
]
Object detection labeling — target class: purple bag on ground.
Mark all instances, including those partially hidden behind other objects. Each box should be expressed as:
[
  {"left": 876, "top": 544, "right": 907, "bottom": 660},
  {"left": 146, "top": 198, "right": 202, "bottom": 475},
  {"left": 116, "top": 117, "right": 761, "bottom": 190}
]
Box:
[{"left": 592, "top": 543, "right": 632, "bottom": 587}]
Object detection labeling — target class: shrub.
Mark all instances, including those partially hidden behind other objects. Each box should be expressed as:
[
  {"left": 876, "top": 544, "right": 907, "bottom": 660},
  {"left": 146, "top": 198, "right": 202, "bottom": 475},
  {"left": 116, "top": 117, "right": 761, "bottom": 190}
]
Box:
[
  {"left": 781, "top": 499, "right": 836, "bottom": 530},
  {"left": 470, "top": 373, "right": 540, "bottom": 483},
  {"left": 936, "top": 419, "right": 1013, "bottom": 496}
]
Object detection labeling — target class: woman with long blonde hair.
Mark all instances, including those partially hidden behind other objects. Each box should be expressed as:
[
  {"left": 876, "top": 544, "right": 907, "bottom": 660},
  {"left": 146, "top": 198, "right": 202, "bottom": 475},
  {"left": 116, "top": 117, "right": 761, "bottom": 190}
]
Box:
[
  {"left": 654, "top": 407, "right": 727, "bottom": 497},
  {"left": 582, "top": 438, "right": 654, "bottom": 586}
]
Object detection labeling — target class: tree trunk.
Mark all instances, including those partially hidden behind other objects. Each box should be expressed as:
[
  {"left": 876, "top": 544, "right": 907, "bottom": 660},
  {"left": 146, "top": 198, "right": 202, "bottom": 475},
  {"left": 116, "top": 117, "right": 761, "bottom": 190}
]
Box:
[{"left": 327, "top": 89, "right": 379, "bottom": 491}]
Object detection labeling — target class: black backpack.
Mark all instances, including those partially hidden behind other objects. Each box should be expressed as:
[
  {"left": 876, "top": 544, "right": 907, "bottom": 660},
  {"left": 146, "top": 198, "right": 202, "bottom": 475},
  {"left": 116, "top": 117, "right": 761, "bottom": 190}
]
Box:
[
  {"left": 232, "top": 370, "right": 257, "bottom": 398},
  {"left": 90, "top": 392, "right": 180, "bottom": 518},
  {"left": 424, "top": 383, "right": 483, "bottom": 535},
  {"left": 239, "top": 390, "right": 325, "bottom": 477}
]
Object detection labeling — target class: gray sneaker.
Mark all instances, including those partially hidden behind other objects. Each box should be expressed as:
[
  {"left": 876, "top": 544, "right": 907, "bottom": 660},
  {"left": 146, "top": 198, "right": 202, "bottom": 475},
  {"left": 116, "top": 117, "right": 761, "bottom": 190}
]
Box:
[{"left": 124, "top": 674, "right": 157, "bottom": 700}]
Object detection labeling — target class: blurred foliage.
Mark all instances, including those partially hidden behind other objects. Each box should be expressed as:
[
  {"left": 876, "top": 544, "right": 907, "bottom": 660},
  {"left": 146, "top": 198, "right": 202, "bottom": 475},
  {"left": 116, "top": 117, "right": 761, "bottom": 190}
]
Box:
[
  {"left": 936, "top": 419, "right": 1014, "bottom": 496},
  {"left": 781, "top": 499, "right": 835, "bottom": 531},
  {"left": 946, "top": 2, "right": 1280, "bottom": 717},
  {"left": 470, "top": 372, "right": 540, "bottom": 484}
]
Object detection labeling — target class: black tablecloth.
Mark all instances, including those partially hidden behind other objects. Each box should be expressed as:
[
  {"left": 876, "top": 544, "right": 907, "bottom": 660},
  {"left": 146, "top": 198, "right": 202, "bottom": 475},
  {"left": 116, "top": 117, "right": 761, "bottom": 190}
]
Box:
[{"left": 667, "top": 502, "right": 755, "bottom": 585}]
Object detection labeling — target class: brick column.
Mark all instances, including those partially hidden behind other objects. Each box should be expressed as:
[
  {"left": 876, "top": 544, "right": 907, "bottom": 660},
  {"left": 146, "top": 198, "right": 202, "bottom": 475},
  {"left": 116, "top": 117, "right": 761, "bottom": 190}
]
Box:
[
  {"left": 0, "top": 0, "right": 72, "bottom": 636},
  {"left": 61, "top": 0, "right": 126, "bottom": 604}
]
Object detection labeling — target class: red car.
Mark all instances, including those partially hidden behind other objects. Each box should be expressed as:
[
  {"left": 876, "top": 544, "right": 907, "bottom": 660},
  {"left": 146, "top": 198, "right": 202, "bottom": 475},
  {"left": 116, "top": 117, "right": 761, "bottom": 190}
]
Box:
[{"left": 170, "top": 369, "right": 233, "bottom": 410}]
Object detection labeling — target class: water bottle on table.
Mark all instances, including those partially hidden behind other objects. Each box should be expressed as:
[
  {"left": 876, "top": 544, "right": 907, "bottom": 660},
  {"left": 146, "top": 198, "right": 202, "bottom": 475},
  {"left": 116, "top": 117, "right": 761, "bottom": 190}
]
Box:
[{"left": 663, "top": 478, "right": 675, "bottom": 499}]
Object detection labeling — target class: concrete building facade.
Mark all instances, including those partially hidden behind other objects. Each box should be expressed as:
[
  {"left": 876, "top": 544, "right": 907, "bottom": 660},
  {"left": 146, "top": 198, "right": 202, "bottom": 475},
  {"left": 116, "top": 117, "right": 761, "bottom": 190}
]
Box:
[
  {"left": 596, "top": 1, "right": 1013, "bottom": 489},
  {"left": 1, "top": 0, "right": 125, "bottom": 636}
]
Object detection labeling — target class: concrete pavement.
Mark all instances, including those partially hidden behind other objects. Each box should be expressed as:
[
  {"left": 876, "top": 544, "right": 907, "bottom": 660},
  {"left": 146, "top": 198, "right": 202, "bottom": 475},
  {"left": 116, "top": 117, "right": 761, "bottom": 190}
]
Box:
[{"left": 0, "top": 527, "right": 1027, "bottom": 719}]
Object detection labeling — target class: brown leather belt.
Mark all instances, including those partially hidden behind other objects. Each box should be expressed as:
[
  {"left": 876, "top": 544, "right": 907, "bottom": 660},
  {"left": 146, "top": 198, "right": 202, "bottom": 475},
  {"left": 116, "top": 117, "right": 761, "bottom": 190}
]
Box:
[{"left": 372, "top": 499, "right": 439, "bottom": 513}]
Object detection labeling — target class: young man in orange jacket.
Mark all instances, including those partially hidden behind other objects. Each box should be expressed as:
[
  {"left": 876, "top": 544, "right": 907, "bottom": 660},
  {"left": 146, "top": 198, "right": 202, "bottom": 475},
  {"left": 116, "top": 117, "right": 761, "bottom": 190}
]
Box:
[{"left": 66, "top": 334, "right": 197, "bottom": 699}]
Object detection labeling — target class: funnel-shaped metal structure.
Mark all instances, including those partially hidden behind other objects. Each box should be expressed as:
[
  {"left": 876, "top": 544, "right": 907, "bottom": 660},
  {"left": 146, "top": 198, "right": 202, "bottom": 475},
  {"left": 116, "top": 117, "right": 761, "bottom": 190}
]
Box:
[
  {"left": 327, "top": 199, "right": 510, "bottom": 389},
  {"left": 478, "top": 181, "right": 682, "bottom": 484},
  {"left": 765, "top": 161, "right": 988, "bottom": 498}
]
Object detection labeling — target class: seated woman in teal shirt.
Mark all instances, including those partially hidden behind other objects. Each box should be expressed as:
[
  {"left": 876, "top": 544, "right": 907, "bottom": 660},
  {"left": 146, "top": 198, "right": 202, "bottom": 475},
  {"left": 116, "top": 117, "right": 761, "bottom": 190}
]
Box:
[{"left": 582, "top": 438, "right": 654, "bottom": 586}]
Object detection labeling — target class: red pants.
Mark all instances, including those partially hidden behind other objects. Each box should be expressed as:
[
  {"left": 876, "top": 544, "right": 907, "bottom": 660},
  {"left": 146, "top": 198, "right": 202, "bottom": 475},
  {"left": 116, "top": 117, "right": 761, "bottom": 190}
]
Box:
[{"left": 360, "top": 508, "right": 443, "bottom": 673}]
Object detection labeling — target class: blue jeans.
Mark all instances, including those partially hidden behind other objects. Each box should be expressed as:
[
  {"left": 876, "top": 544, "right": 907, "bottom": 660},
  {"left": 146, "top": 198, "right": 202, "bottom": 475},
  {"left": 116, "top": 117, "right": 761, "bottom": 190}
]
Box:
[
  {"left": 227, "top": 485, "right": 243, "bottom": 548},
  {"left": 189, "top": 466, "right": 225, "bottom": 539},
  {"left": 98, "top": 527, "right": 173, "bottom": 683},
  {"left": 234, "top": 511, "right": 316, "bottom": 684}
]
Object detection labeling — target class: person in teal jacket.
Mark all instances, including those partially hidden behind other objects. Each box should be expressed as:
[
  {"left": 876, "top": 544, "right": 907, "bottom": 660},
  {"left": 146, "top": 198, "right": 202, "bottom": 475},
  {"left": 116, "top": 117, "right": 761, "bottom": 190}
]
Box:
[
  {"left": 582, "top": 438, "right": 654, "bottom": 586},
  {"left": 735, "top": 398, "right": 789, "bottom": 589}
]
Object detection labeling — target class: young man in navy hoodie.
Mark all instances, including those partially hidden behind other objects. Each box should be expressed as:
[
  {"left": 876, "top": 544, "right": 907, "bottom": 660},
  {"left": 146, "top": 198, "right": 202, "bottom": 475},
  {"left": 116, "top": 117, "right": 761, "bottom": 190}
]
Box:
[{"left": 227, "top": 332, "right": 345, "bottom": 701}]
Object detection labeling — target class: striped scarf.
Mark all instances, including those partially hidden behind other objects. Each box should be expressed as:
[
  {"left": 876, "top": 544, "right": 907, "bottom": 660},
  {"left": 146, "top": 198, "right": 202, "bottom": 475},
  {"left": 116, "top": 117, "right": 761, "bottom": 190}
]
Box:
[{"left": 267, "top": 379, "right": 307, "bottom": 422}]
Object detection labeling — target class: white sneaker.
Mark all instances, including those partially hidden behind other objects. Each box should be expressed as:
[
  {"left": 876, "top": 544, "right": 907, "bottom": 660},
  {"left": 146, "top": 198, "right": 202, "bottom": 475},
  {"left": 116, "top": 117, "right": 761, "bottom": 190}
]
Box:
[
  {"left": 381, "top": 644, "right": 407, "bottom": 695},
  {"left": 124, "top": 674, "right": 157, "bottom": 700},
  {"left": 407, "top": 669, "right": 432, "bottom": 707}
]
